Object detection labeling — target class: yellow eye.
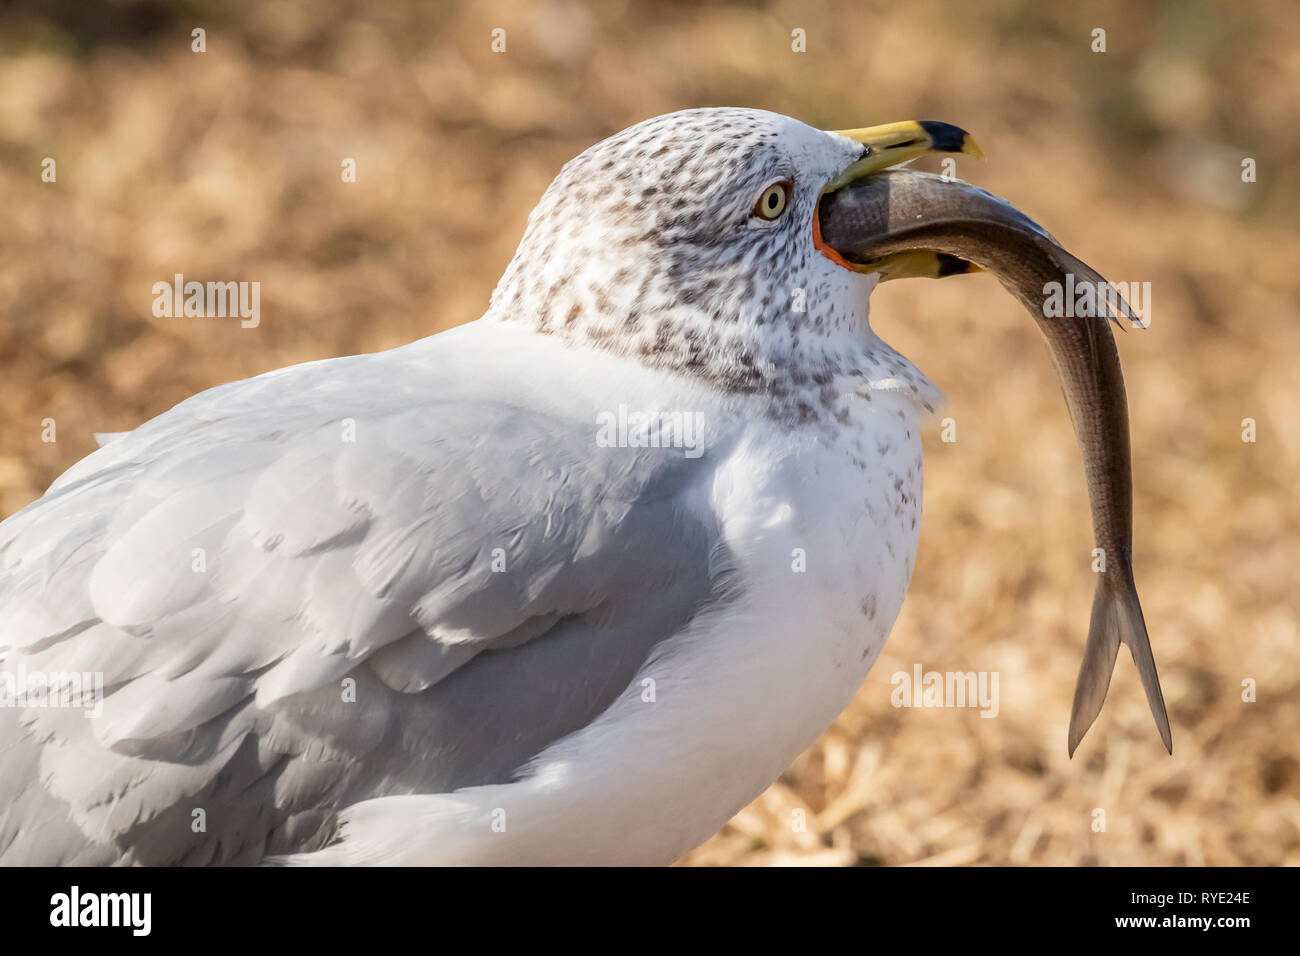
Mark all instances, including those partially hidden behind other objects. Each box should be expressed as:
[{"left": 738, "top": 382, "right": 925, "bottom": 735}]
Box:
[{"left": 753, "top": 181, "right": 791, "bottom": 220}]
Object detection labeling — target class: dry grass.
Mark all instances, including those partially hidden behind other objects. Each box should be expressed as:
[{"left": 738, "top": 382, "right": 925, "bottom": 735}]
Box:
[{"left": 1, "top": 0, "right": 1296, "bottom": 865}]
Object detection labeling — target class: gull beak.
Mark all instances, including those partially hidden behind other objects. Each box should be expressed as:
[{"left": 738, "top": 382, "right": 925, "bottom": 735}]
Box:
[
  {"left": 815, "top": 121, "right": 986, "bottom": 279},
  {"left": 823, "top": 120, "right": 983, "bottom": 193}
]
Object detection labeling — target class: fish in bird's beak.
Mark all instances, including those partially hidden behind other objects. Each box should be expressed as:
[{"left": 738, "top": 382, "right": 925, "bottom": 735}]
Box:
[
  {"left": 815, "top": 129, "right": 1172, "bottom": 758},
  {"left": 814, "top": 120, "right": 985, "bottom": 277}
]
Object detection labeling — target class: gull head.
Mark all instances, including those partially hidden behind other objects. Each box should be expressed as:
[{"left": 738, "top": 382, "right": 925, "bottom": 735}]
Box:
[{"left": 487, "top": 107, "right": 978, "bottom": 394}]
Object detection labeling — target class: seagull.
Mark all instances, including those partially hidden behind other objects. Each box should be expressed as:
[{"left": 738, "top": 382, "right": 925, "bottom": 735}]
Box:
[{"left": 0, "top": 108, "right": 981, "bottom": 865}]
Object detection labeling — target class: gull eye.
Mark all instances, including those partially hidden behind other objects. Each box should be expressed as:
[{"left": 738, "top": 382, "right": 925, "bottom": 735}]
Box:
[{"left": 753, "top": 181, "right": 792, "bottom": 220}]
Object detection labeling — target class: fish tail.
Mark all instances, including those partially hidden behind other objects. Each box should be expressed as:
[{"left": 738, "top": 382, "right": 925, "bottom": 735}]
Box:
[{"left": 1067, "top": 573, "right": 1173, "bottom": 757}]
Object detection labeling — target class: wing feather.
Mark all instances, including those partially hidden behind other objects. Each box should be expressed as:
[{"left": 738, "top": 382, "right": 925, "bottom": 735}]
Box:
[{"left": 0, "top": 323, "right": 723, "bottom": 864}]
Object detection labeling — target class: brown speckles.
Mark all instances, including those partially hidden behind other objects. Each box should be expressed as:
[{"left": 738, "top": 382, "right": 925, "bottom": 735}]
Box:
[
  {"left": 860, "top": 594, "right": 877, "bottom": 620},
  {"left": 481, "top": 108, "right": 944, "bottom": 427}
]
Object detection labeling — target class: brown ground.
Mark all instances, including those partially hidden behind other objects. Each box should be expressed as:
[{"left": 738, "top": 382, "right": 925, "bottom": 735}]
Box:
[{"left": 1, "top": 1, "right": 1296, "bottom": 865}]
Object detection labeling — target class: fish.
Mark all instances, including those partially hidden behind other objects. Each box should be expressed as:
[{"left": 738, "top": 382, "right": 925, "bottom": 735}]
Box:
[{"left": 818, "top": 169, "right": 1172, "bottom": 756}]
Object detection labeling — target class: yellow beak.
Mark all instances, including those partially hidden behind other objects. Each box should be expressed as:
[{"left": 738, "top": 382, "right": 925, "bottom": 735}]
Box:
[
  {"left": 822, "top": 120, "right": 983, "bottom": 192},
  {"left": 814, "top": 120, "right": 986, "bottom": 280}
]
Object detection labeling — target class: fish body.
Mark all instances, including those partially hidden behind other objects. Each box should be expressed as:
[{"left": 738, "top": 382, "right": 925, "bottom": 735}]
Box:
[{"left": 819, "top": 170, "right": 1172, "bottom": 755}]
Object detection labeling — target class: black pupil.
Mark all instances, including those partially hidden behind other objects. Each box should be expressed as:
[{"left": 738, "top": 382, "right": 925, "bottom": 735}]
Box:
[{"left": 767, "top": 191, "right": 778, "bottom": 209}]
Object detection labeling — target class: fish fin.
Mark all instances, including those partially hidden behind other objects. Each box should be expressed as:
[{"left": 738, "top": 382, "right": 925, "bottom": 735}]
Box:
[
  {"left": 1067, "top": 583, "right": 1122, "bottom": 757},
  {"left": 1068, "top": 575, "right": 1173, "bottom": 757},
  {"left": 1050, "top": 248, "right": 1136, "bottom": 330},
  {"left": 1117, "top": 580, "right": 1174, "bottom": 755}
]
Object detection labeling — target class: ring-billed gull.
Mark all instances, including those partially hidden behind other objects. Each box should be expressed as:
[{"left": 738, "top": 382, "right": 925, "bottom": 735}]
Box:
[{"left": 2, "top": 108, "right": 986, "bottom": 865}]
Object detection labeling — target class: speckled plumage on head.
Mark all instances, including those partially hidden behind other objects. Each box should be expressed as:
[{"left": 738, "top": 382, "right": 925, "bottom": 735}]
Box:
[{"left": 486, "top": 107, "right": 939, "bottom": 413}]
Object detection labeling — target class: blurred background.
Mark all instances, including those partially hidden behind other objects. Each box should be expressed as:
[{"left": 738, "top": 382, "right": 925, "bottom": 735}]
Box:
[{"left": 0, "top": 0, "right": 1296, "bottom": 865}]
